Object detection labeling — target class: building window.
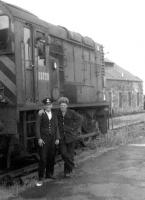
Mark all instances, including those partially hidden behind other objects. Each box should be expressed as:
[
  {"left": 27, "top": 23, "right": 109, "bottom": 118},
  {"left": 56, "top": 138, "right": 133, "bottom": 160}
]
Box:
[
  {"left": 137, "top": 92, "right": 139, "bottom": 106},
  {"left": 128, "top": 92, "right": 132, "bottom": 106},
  {"left": 119, "top": 92, "right": 122, "bottom": 108}
]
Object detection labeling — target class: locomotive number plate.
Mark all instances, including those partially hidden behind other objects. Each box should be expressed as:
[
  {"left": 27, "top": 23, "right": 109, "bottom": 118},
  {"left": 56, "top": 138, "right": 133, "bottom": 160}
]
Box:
[{"left": 38, "top": 72, "right": 49, "bottom": 81}]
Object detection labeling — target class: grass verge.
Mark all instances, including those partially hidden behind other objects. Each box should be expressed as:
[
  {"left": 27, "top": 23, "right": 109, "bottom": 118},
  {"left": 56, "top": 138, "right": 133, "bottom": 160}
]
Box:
[{"left": 1, "top": 122, "right": 145, "bottom": 199}]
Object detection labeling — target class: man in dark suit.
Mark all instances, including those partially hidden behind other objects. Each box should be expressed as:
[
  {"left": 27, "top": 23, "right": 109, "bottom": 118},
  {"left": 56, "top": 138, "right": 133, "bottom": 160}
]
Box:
[
  {"left": 36, "top": 98, "right": 60, "bottom": 186},
  {"left": 57, "top": 97, "right": 82, "bottom": 177}
]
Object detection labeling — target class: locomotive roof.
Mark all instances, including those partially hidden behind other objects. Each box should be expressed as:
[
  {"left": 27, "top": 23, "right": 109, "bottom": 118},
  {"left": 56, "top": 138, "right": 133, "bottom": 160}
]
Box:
[{"left": 1, "top": 1, "right": 101, "bottom": 49}]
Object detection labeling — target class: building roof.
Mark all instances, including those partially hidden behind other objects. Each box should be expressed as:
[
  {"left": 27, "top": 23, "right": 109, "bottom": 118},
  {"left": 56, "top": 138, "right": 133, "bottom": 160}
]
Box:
[{"left": 105, "top": 58, "right": 142, "bottom": 82}]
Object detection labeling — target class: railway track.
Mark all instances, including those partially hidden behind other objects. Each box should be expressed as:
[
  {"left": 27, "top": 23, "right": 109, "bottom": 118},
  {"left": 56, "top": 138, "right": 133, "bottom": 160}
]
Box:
[
  {"left": 0, "top": 132, "right": 98, "bottom": 186},
  {"left": 109, "top": 112, "right": 145, "bottom": 129},
  {"left": 1, "top": 114, "right": 145, "bottom": 186},
  {"left": 0, "top": 163, "right": 38, "bottom": 185}
]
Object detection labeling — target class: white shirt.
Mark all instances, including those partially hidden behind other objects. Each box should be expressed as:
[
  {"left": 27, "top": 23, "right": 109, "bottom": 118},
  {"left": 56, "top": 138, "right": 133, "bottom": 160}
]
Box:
[
  {"left": 62, "top": 111, "right": 66, "bottom": 117},
  {"left": 45, "top": 111, "right": 52, "bottom": 120}
]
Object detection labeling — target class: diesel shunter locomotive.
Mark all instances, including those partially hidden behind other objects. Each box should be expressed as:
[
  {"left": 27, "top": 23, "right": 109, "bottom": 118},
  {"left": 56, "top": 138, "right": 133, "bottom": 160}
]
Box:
[{"left": 0, "top": 1, "right": 109, "bottom": 170}]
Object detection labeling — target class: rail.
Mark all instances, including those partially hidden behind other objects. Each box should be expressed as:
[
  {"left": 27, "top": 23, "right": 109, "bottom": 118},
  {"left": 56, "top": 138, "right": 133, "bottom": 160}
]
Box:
[
  {"left": 1, "top": 113, "right": 145, "bottom": 186},
  {"left": 0, "top": 131, "right": 98, "bottom": 185}
]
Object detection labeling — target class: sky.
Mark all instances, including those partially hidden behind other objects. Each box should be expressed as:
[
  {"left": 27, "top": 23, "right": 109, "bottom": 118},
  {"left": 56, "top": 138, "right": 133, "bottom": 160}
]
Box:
[{"left": 3, "top": 0, "right": 145, "bottom": 92}]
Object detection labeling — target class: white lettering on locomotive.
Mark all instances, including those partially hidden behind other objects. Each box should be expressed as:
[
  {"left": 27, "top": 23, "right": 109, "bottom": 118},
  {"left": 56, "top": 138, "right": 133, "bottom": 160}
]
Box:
[{"left": 38, "top": 72, "right": 49, "bottom": 81}]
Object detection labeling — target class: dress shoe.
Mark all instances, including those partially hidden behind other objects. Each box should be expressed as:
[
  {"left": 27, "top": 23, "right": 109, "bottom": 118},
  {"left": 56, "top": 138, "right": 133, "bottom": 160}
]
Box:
[
  {"left": 63, "top": 173, "right": 72, "bottom": 178},
  {"left": 36, "top": 180, "right": 43, "bottom": 187}
]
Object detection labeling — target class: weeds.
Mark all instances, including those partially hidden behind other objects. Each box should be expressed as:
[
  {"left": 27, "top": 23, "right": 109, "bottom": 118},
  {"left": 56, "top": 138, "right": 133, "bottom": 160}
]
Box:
[
  {"left": 95, "top": 122, "right": 145, "bottom": 148},
  {"left": 1, "top": 122, "right": 145, "bottom": 199}
]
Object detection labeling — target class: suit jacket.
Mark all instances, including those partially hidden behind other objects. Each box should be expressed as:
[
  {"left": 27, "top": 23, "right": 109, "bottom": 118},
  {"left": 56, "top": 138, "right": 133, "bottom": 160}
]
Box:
[
  {"left": 36, "top": 109, "right": 60, "bottom": 142},
  {"left": 57, "top": 109, "right": 82, "bottom": 143}
]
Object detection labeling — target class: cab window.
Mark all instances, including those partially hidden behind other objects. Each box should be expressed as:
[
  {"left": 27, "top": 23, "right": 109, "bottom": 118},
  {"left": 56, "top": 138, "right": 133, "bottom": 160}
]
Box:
[
  {"left": 36, "top": 31, "right": 46, "bottom": 66},
  {"left": 0, "top": 15, "right": 10, "bottom": 50},
  {"left": 24, "top": 27, "right": 32, "bottom": 68}
]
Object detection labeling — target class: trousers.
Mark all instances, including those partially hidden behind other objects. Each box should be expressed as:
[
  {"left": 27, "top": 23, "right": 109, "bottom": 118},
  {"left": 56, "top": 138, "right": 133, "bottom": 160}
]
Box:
[
  {"left": 60, "top": 141, "right": 75, "bottom": 174},
  {"left": 38, "top": 136, "right": 55, "bottom": 180}
]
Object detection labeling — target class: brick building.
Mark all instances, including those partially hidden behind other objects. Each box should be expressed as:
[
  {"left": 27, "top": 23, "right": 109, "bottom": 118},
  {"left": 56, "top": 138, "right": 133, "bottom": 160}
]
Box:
[{"left": 105, "top": 58, "right": 144, "bottom": 115}]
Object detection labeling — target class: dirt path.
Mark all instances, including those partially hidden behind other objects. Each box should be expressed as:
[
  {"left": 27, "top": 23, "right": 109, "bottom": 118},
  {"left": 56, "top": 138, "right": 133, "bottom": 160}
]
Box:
[{"left": 9, "top": 138, "right": 145, "bottom": 200}]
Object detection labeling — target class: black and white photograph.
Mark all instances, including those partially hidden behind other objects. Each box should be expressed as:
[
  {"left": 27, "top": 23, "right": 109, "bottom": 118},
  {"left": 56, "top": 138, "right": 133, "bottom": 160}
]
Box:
[{"left": 0, "top": 0, "right": 145, "bottom": 199}]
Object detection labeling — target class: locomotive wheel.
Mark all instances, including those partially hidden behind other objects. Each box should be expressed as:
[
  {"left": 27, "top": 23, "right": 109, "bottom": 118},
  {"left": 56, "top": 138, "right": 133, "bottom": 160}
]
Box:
[
  {"left": 13, "top": 177, "right": 23, "bottom": 185},
  {"left": 80, "top": 112, "right": 97, "bottom": 133},
  {"left": 1, "top": 175, "right": 13, "bottom": 186}
]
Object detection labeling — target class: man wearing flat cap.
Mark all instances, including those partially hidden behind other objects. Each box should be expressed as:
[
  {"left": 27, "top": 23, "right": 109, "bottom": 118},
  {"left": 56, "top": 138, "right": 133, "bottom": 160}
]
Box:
[
  {"left": 57, "top": 97, "right": 82, "bottom": 177},
  {"left": 36, "top": 98, "right": 60, "bottom": 186}
]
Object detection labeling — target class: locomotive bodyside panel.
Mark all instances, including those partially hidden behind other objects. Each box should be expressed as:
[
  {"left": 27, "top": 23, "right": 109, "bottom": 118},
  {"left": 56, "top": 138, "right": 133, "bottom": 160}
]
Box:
[
  {"left": 83, "top": 49, "right": 91, "bottom": 85},
  {"left": 0, "top": 55, "right": 16, "bottom": 104},
  {"left": 62, "top": 38, "right": 105, "bottom": 103},
  {"left": 95, "top": 45, "right": 105, "bottom": 100},
  {"left": 14, "top": 20, "right": 25, "bottom": 106},
  {"left": 0, "top": 106, "right": 17, "bottom": 135},
  {"left": 35, "top": 30, "right": 50, "bottom": 103},
  {"left": 73, "top": 46, "right": 83, "bottom": 83},
  {"left": 90, "top": 51, "right": 96, "bottom": 86},
  {"left": 76, "top": 85, "right": 97, "bottom": 103},
  {"left": 49, "top": 37, "right": 64, "bottom": 100},
  {"left": 21, "top": 25, "right": 35, "bottom": 103},
  {"left": 63, "top": 42, "right": 75, "bottom": 82},
  {"left": 14, "top": 18, "right": 52, "bottom": 106}
]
